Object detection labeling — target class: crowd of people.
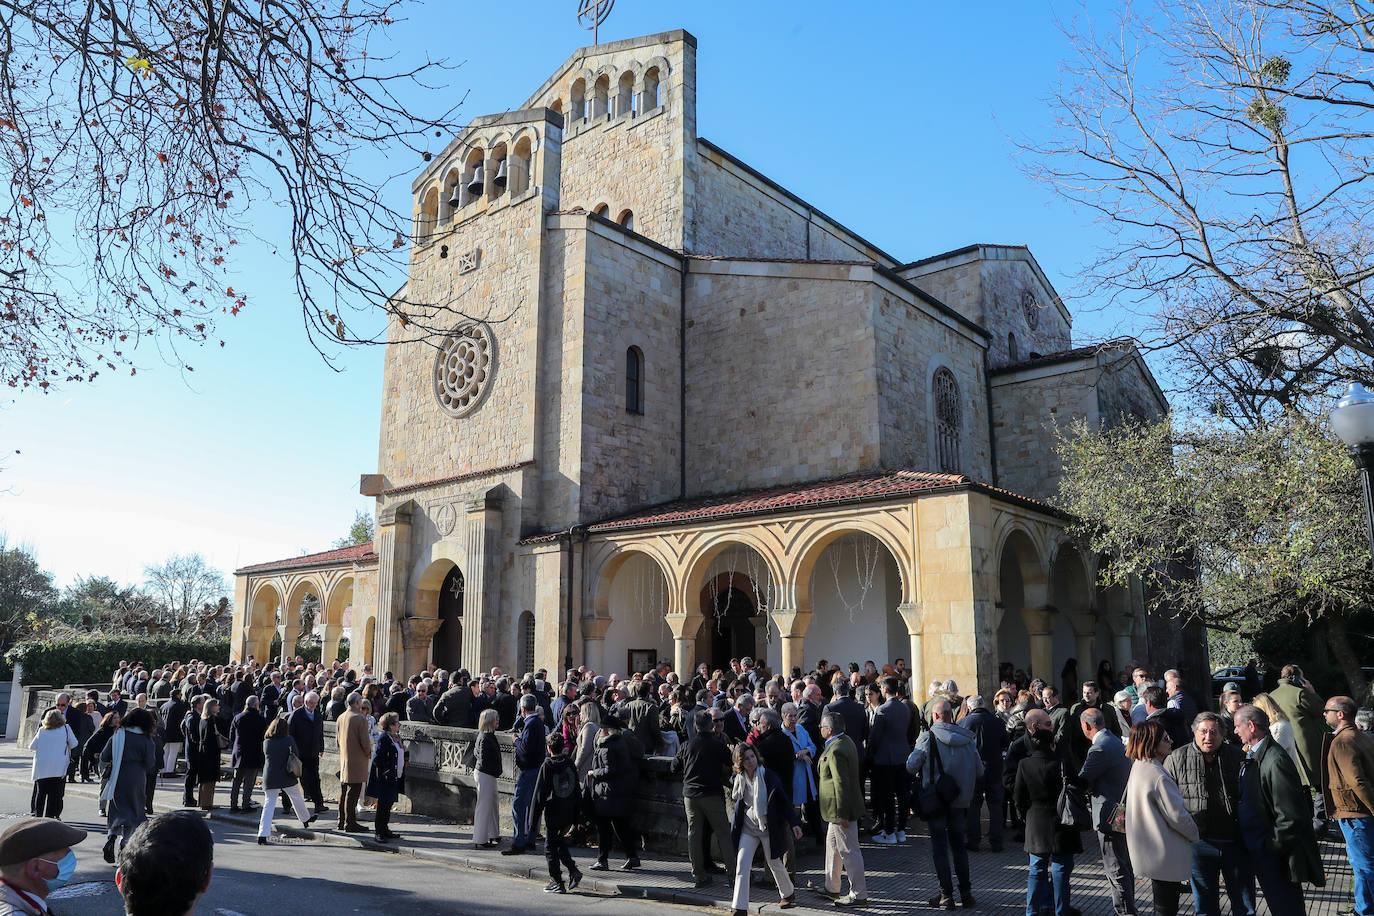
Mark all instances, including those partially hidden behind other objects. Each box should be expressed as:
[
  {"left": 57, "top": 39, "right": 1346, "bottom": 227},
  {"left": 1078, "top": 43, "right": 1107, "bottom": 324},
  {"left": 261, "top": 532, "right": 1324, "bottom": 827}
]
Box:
[{"left": 20, "top": 652, "right": 1374, "bottom": 916}]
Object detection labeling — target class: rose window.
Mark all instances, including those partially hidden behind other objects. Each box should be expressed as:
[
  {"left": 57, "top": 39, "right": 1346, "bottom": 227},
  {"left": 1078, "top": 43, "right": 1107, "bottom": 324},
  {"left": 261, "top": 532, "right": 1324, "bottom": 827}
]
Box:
[{"left": 434, "top": 322, "right": 495, "bottom": 417}]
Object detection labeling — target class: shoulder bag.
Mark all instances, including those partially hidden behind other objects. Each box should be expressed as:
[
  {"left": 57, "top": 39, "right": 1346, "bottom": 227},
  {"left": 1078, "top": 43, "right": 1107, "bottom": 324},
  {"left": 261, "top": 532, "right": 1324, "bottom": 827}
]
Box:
[
  {"left": 286, "top": 741, "right": 303, "bottom": 778},
  {"left": 1057, "top": 761, "right": 1092, "bottom": 830},
  {"left": 915, "top": 737, "right": 958, "bottom": 818}
]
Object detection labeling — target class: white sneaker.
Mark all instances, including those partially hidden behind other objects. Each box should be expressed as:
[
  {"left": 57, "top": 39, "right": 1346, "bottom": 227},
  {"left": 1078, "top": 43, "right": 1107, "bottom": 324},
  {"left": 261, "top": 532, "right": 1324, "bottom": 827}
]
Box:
[
  {"left": 895, "top": 830, "right": 907, "bottom": 843},
  {"left": 871, "top": 831, "right": 895, "bottom": 845}
]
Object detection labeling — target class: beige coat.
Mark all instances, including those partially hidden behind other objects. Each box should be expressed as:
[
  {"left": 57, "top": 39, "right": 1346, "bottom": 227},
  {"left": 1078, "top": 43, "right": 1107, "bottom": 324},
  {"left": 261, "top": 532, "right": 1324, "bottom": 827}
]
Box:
[
  {"left": 337, "top": 710, "right": 372, "bottom": 785},
  {"left": 1124, "top": 758, "right": 1198, "bottom": 882}
]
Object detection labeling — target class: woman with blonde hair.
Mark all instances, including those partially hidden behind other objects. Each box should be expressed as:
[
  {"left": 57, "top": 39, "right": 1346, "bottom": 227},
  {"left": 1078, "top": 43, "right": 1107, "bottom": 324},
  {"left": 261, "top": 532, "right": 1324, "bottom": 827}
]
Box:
[
  {"left": 1251, "top": 692, "right": 1300, "bottom": 769},
  {"left": 29, "top": 708, "right": 78, "bottom": 818},
  {"left": 473, "top": 707, "right": 502, "bottom": 848},
  {"left": 1124, "top": 720, "right": 1198, "bottom": 916}
]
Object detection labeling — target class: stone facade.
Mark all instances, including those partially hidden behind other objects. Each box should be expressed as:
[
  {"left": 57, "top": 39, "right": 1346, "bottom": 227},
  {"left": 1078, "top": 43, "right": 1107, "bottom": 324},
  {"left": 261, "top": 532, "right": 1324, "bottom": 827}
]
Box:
[{"left": 231, "top": 30, "right": 1195, "bottom": 702}]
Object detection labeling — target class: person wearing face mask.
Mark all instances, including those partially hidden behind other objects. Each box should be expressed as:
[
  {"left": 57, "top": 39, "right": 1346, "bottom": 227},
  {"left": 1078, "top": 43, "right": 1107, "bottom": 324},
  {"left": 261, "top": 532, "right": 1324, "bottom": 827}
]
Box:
[{"left": 0, "top": 817, "right": 87, "bottom": 914}]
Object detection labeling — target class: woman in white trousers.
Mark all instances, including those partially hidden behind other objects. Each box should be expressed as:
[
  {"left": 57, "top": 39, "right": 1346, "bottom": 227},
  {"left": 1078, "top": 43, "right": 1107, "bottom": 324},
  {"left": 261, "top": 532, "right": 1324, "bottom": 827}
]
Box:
[
  {"left": 257, "top": 717, "right": 316, "bottom": 843},
  {"left": 473, "top": 709, "right": 502, "bottom": 847}
]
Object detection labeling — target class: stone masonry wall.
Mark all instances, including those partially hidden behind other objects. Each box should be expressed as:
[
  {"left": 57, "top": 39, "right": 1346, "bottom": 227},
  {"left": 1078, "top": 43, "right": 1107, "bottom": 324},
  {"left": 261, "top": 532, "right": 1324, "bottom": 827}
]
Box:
[
  {"left": 579, "top": 222, "right": 683, "bottom": 521},
  {"left": 683, "top": 262, "right": 882, "bottom": 496},
  {"left": 989, "top": 361, "right": 1099, "bottom": 503}
]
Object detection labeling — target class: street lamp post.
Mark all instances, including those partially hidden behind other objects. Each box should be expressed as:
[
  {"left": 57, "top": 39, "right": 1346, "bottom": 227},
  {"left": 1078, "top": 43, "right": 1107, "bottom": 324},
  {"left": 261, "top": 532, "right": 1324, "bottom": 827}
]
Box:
[{"left": 1330, "top": 381, "right": 1374, "bottom": 564}]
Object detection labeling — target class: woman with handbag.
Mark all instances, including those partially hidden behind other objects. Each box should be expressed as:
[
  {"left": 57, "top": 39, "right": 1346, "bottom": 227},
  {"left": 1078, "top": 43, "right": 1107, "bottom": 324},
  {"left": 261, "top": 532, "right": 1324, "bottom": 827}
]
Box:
[
  {"left": 1124, "top": 720, "right": 1198, "bottom": 916},
  {"left": 257, "top": 716, "right": 315, "bottom": 844},
  {"left": 1014, "top": 716, "right": 1083, "bottom": 916},
  {"left": 472, "top": 708, "right": 502, "bottom": 848},
  {"left": 727, "top": 742, "right": 801, "bottom": 916},
  {"left": 366, "top": 712, "right": 403, "bottom": 842},
  {"left": 97, "top": 707, "right": 158, "bottom": 863},
  {"left": 29, "top": 708, "right": 79, "bottom": 819}
]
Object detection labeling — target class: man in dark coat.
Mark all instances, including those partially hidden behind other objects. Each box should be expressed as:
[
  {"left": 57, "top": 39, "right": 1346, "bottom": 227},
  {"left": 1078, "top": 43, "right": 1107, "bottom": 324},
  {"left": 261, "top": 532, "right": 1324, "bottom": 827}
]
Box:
[
  {"left": 504, "top": 694, "right": 547, "bottom": 855},
  {"left": 159, "top": 694, "right": 188, "bottom": 779},
  {"left": 672, "top": 709, "right": 734, "bottom": 887},
  {"left": 867, "top": 676, "right": 910, "bottom": 843},
  {"left": 824, "top": 681, "right": 869, "bottom": 757},
  {"left": 749, "top": 709, "right": 795, "bottom": 793},
  {"left": 492, "top": 679, "right": 518, "bottom": 731},
  {"left": 1235, "top": 704, "right": 1324, "bottom": 913},
  {"left": 433, "top": 679, "right": 474, "bottom": 728},
  {"left": 961, "top": 695, "right": 1005, "bottom": 852},
  {"left": 1142, "top": 685, "right": 1188, "bottom": 748},
  {"left": 259, "top": 671, "right": 284, "bottom": 718},
  {"left": 181, "top": 696, "right": 203, "bottom": 807},
  {"left": 1079, "top": 708, "right": 1135, "bottom": 916},
  {"left": 288, "top": 691, "right": 327, "bottom": 813},
  {"left": 406, "top": 683, "right": 433, "bottom": 724},
  {"left": 228, "top": 696, "right": 267, "bottom": 812}
]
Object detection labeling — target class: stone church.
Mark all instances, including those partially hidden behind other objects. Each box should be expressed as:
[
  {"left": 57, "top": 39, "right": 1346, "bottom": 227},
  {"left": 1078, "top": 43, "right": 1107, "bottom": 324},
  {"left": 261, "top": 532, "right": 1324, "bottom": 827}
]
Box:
[{"left": 231, "top": 30, "right": 1177, "bottom": 701}]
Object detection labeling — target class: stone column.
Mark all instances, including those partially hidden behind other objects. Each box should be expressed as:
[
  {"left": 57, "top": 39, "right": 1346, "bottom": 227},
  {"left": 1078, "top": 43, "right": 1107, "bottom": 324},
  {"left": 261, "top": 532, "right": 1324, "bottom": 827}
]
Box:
[
  {"left": 1068, "top": 613, "right": 1097, "bottom": 677},
  {"left": 373, "top": 501, "right": 414, "bottom": 677},
  {"left": 1022, "top": 606, "right": 1056, "bottom": 683},
  {"left": 897, "top": 602, "right": 925, "bottom": 703},
  {"left": 1111, "top": 615, "right": 1136, "bottom": 672},
  {"left": 399, "top": 617, "right": 444, "bottom": 677},
  {"left": 769, "top": 608, "right": 811, "bottom": 680},
  {"left": 665, "top": 614, "right": 704, "bottom": 678},
  {"left": 580, "top": 616, "right": 612, "bottom": 674},
  {"left": 319, "top": 623, "right": 342, "bottom": 664},
  {"left": 461, "top": 490, "right": 504, "bottom": 676}
]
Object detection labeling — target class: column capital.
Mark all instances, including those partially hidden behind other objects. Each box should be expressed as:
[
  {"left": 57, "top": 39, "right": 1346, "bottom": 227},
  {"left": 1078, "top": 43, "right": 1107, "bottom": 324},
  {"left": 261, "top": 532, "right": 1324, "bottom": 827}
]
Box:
[
  {"left": 663, "top": 613, "right": 703, "bottom": 640},
  {"left": 579, "top": 615, "right": 613, "bottom": 641},
  {"left": 896, "top": 601, "right": 923, "bottom": 636},
  {"left": 768, "top": 608, "right": 811, "bottom": 638},
  {"left": 465, "top": 489, "right": 504, "bottom": 515},
  {"left": 399, "top": 615, "right": 443, "bottom": 648},
  {"left": 1021, "top": 605, "right": 1056, "bottom": 635},
  {"left": 378, "top": 501, "right": 414, "bottom": 528}
]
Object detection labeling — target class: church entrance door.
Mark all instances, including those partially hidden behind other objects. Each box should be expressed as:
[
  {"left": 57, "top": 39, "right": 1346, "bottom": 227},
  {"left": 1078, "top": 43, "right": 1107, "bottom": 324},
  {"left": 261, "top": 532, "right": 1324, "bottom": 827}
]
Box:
[
  {"left": 432, "top": 566, "right": 464, "bottom": 670},
  {"left": 708, "top": 587, "right": 756, "bottom": 671}
]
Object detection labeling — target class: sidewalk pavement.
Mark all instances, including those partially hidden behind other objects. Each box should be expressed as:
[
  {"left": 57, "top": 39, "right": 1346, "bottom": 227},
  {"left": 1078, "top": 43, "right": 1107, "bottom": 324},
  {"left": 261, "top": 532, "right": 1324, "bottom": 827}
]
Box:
[{"left": 0, "top": 743, "right": 1353, "bottom": 915}]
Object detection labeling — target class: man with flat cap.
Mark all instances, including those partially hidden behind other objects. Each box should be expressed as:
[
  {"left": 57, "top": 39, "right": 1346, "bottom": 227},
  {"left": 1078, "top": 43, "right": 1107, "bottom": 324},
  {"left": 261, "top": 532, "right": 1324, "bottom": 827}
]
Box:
[{"left": 0, "top": 816, "right": 86, "bottom": 914}]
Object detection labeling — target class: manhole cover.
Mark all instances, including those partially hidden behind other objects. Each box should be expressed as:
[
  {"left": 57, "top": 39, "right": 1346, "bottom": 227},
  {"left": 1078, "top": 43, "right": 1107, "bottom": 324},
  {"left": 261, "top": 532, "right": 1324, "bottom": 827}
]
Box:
[{"left": 50, "top": 880, "right": 112, "bottom": 899}]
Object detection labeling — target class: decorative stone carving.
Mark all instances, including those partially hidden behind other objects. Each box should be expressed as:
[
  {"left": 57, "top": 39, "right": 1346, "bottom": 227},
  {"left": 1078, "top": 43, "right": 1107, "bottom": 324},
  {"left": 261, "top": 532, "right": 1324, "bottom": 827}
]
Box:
[
  {"left": 434, "top": 322, "right": 496, "bottom": 418},
  {"left": 457, "top": 248, "right": 481, "bottom": 274},
  {"left": 434, "top": 502, "right": 458, "bottom": 537},
  {"left": 1020, "top": 288, "right": 1039, "bottom": 329}
]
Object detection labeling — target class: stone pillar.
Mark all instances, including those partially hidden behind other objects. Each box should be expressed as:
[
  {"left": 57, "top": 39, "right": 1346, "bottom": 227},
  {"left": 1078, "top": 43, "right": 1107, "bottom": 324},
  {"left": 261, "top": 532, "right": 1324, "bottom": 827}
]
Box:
[
  {"left": 320, "top": 623, "right": 342, "bottom": 664},
  {"left": 399, "top": 617, "right": 444, "bottom": 676},
  {"left": 373, "top": 501, "right": 414, "bottom": 677},
  {"left": 897, "top": 602, "right": 925, "bottom": 704},
  {"left": 279, "top": 616, "right": 301, "bottom": 667},
  {"left": 769, "top": 609, "right": 811, "bottom": 680},
  {"left": 580, "top": 616, "right": 612, "bottom": 674},
  {"left": 1022, "top": 607, "right": 1056, "bottom": 683},
  {"left": 1111, "top": 615, "right": 1136, "bottom": 672},
  {"left": 1068, "top": 613, "right": 1097, "bottom": 679},
  {"left": 231, "top": 576, "right": 250, "bottom": 662},
  {"left": 461, "top": 490, "right": 504, "bottom": 676},
  {"left": 665, "top": 614, "right": 704, "bottom": 678}
]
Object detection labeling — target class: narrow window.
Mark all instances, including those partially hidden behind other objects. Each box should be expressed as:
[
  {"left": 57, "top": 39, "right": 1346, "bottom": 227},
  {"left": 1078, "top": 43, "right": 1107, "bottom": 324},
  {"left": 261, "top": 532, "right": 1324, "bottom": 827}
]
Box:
[
  {"left": 643, "top": 67, "right": 661, "bottom": 110},
  {"left": 617, "top": 209, "right": 634, "bottom": 231},
  {"left": 1008, "top": 331, "right": 1018, "bottom": 362},
  {"left": 570, "top": 79, "right": 586, "bottom": 121},
  {"left": 626, "top": 346, "right": 644, "bottom": 414},
  {"left": 618, "top": 71, "right": 636, "bottom": 117},
  {"left": 933, "top": 367, "right": 962, "bottom": 473},
  {"left": 518, "top": 611, "right": 536, "bottom": 675},
  {"left": 593, "top": 75, "right": 610, "bottom": 119},
  {"left": 593, "top": 203, "right": 609, "bottom": 218}
]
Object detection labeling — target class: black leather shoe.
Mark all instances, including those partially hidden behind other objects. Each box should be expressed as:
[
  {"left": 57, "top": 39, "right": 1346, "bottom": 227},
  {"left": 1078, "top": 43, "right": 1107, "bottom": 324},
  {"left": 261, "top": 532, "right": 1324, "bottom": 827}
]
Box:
[
  {"left": 257, "top": 836, "right": 268, "bottom": 846},
  {"left": 567, "top": 868, "right": 583, "bottom": 890}
]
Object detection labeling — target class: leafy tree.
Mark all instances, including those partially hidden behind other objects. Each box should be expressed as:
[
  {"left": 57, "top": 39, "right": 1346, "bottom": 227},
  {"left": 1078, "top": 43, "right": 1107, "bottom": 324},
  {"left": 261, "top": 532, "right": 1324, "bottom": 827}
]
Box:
[
  {"left": 142, "top": 553, "right": 230, "bottom": 637},
  {"left": 0, "top": 537, "right": 58, "bottom": 650},
  {"left": 1055, "top": 411, "right": 1372, "bottom": 699},
  {"left": 59, "top": 575, "right": 164, "bottom": 634},
  {"left": 1029, "top": 0, "right": 1374, "bottom": 422},
  {"left": 332, "top": 509, "right": 375, "bottom": 548},
  {"left": 1, "top": 0, "right": 465, "bottom": 392}
]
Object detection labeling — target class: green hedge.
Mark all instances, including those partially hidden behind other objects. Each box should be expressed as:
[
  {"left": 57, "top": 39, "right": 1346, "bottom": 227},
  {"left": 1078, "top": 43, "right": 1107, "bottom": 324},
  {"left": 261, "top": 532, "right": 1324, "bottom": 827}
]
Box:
[{"left": 5, "top": 636, "right": 230, "bottom": 687}]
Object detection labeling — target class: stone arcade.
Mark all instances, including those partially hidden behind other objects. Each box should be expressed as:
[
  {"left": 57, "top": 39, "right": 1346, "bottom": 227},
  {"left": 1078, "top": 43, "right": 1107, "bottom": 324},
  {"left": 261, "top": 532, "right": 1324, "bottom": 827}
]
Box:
[{"left": 231, "top": 30, "right": 1191, "bottom": 702}]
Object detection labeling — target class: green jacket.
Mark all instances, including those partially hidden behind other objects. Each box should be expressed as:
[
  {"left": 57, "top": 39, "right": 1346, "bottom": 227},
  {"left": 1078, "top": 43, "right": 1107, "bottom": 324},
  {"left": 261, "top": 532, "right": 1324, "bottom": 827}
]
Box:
[
  {"left": 1244, "top": 738, "right": 1325, "bottom": 887},
  {"left": 818, "top": 733, "right": 865, "bottom": 823},
  {"left": 1269, "top": 679, "right": 1328, "bottom": 787}
]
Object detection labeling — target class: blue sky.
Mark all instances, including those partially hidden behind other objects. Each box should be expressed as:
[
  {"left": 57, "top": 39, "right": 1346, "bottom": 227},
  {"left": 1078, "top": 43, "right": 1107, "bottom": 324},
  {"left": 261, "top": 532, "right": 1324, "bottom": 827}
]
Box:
[{"left": 0, "top": 1, "right": 1134, "bottom": 588}]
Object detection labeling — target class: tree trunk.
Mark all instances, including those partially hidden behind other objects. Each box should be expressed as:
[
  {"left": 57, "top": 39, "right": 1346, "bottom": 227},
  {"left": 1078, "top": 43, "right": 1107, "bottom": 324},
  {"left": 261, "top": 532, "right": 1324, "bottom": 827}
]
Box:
[{"left": 1326, "top": 609, "right": 1370, "bottom": 703}]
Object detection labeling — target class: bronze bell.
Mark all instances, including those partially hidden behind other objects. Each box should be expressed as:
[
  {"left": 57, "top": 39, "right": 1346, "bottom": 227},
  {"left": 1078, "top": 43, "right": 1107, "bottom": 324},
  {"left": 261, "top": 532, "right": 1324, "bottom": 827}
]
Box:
[
  {"left": 465, "top": 163, "right": 485, "bottom": 196},
  {"left": 447, "top": 182, "right": 462, "bottom": 209},
  {"left": 493, "top": 158, "right": 507, "bottom": 190}
]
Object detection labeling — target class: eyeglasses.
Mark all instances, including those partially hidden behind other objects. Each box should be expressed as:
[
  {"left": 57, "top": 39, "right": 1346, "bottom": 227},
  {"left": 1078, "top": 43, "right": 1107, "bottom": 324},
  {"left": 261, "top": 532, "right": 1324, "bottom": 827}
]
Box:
[{"left": 1323, "top": 708, "right": 1342, "bottom": 714}]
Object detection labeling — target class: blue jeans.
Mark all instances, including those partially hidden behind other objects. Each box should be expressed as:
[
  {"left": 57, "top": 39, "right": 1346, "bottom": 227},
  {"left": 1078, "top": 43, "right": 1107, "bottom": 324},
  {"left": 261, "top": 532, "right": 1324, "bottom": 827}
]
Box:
[
  {"left": 1026, "top": 852, "right": 1073, "bottom": 916},
  {"left": 1342, "top": 818, "right": 1374, "bottom": 916},
  {"left": 1190, "top": 838, "right": 1255, "bottom": 916},
  {"left": 966, "top": 776, "right": 1004, "bottom": 848},
  {"left": 928, "top": 808, "right": 971, "bottom": 895},
  {"left": 511, "top": 768, "right": 538, "bottom": 846}
]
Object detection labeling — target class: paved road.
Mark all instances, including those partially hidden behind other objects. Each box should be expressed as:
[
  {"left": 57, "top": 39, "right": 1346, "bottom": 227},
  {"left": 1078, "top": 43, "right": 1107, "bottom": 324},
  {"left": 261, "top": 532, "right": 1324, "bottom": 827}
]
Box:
[{"left": 0, "top": 779, "right": 708, "bottom": 916}]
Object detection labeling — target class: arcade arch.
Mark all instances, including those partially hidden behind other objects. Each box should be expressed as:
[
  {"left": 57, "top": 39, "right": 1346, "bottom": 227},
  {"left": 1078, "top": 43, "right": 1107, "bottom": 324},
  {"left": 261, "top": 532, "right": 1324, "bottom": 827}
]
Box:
[{"left": 416, "top": 558, "right": 464, "bottom": 671}]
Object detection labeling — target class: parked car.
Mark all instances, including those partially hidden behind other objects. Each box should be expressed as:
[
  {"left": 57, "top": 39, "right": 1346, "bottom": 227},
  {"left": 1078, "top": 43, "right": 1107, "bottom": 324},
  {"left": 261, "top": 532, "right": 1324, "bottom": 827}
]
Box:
[{"left": 1211, "top": 666, "right": 1247, "bottom": 698}]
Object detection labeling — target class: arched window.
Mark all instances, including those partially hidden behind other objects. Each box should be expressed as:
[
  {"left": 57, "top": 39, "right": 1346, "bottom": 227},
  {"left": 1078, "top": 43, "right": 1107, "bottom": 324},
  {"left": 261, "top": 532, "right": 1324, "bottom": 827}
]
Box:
[
  {"left": 593, "top": 202, "right": 609, "bottom": 218},
  {"left": 617, "top": 209, "right": 634, "bottom": 231},
  {"left": 461, "top": 147, "right": 485, "bottom": 208},
  {"left": 518, "top": 611, "right": 536, "bottom": 675},
  {"left": 510, "top": 136, "right": 532, "bottom": 197},
  {"left": 489, "top": 142, "right": 508, "bottom": 199},
  {"left": 625, "top": 346, "right": 644, "bottom": 414},
  {"left": 1008, "top": 331, "right": 1018, "bottom": 362},
  {"left": 618, "top": 71, "right": 636, "bottom": 117},
  {"left": 416, "top": 186, "right": 439, "bottom": 242},
  {"left": 570, "top": 79, "right": 586, "bottom": 121},
  {"left": 642, "top": 67, "right": 661, "bottom": 110},
  {"left": 550, "top": 98, "right": 563, "bottom": 116},
  {"left": 933, "top": 367, "right": 962, "bottom": 473},
  {"left": 593, "top": 75, "right": 610, "bottom": 119}
]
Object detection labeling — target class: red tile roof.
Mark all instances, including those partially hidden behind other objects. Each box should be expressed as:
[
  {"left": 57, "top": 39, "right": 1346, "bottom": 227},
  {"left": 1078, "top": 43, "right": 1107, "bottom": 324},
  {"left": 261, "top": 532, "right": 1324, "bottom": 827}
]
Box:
[
  {"left": 236, "top": 541, "right": 376, "bottom": 576},
  {"left": 521, "top": 469, "right": 1064, "bottom": 543}
]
